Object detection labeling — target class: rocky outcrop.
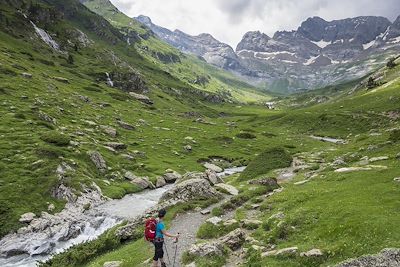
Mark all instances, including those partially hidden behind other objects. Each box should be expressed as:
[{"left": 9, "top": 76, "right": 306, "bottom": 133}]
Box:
[
  {"left": 0, "top": 184, "right": 107, "bottom": 257},
  {"left": 19, "top": 213, "right": 36, "bottom": 223},
  {"left": 160, "top": 178, "right": 221, "bottom": 203},
  {"left": 128, "top": 92, "right": 153, "bottom": 105},
  {"left": 88, "top": 151, "right": 107, "bottom": 173},
  {"left": 188, "top": 229, "right": 246, "bottom": 257},
  {"left": 336, "top": 248, "right": 400, "bottom": 267},
  {"left": 106, "top": 71, "right": 148, "bottom": 94},
  {"left": 249, "top": 177, "right": 279, "bottom": 188},
  {"left": 215, "top": 183, "right": 238, "bottom": 195}
]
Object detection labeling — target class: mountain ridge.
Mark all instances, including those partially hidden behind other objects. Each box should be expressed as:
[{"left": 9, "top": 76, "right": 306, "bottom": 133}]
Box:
[{"left": 135, "top": 13, "right": 400, "bottom": 93}]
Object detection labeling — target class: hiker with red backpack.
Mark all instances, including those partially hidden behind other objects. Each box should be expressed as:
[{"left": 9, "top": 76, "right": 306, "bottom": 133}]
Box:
[{"left": 145, "top": 208, "right": 179, "bottom": 267}]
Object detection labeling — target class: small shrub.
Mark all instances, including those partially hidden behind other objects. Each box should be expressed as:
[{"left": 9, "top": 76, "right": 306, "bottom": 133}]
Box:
[
  {"left": 14, "top": 112, "right": 26, "bottom": 119},
  {"left": 261, "top": 132, "right": 277, "bottom": 138},
  {"left": 212, "top": 136, "right": 234, "bottom": 144},
  {"left": 38, "top": 58, "right": 55, "bottom": 66},
  {"left": 84, "top": 86, "right": 102, "bottom": 92},
  {"left": 0, "top": 66, "right": 17, "bottom": 76},
  {"left": 387, "top": 57, "right": 397, "bottom": 69},
  {"left": 211, "top": 207, "right": 224, "bottom": 216},
  {"left": 389, "top": 129, "right": 400, "bottom": 142},
  {"left": 197, "top": 221, "right": 239, "bottom": 239},
  {"left": 109, "top": 92, "right": 127, "bottom": 101},
  {"left": 239, "top": 147, "right": 292, "bottom": 181},
  {"left": 236, "top": 132, "right": 256, "bottom": 139},
  {"left": 40, "top": 131, "right": 71, "bottom": 146}
]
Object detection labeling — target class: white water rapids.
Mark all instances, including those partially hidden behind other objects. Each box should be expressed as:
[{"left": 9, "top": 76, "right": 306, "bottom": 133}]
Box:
[{"left": 0, "top": 167, "right": 245, "bottom": 267}]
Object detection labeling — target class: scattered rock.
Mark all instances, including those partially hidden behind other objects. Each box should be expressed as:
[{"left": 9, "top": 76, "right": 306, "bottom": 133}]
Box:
[
  {"left": 184, "top": 145, "right": 192, "bottom": 151},
  {"left": 301, "top": 248, "right": 323, "bottom": 257},
  {"left": 369, "top": 156, "right": 389, "bottom": 162},
  {"left": 334, "top": 167, "right": 372, "bottom": 173},
  {"left": 251, "top": 204, "right": 260, "bottom": 209},
  {"left": 241, "top": 219, "right": 262, "bottom": 229},
  {"left": 124, "top": 171, "right": 137, "bottom": 181},
  {"left": 47, "top": 204, "right": 55, "bottom": 212},
  {"left": 215, "top": 183, "right": 239, "bottom": 195},
  {"left": 117, "top": 120, "right": 135, "bottom": 130},
  {"left": 294, "top": 180, "right": 309, "bottom": 185},
  {"left": 105, "top": 142, "right": 127, "bottom": 150},
  {"left": 249, "top": 177, "right": 279, "bottom": 188},
  {"left": 394, "top": 177, "right": 400, "bottom": 183},
  {"left": 53, "top": 76, "right": 69, "bottom": 83},
  {"left": 163, "top": 170, "right": 182, "bottom": 183},
  {"left": 103, "top": 261, "right": 122, "bottom": 267},
  {"left": 269, "top": 212, "right": 285, "bottom": 220},
  {"left": 188, "top": 242, "right": 224, "bottom": 257},
  {"left": 101, "top": 126, "right": 117, "bottom": 137},
  {"left": 19, "top": 212, "right": 36, "bottom": 223},
  {"left": 129, "top": 92, "right": 153, "bottom": 105},
  {"left": 185, "top": 263, "right": 196, "bottom": 267},
  {"left": 200, "top": 209, "right": 211, "bottom": 215},
  {"left": 188, "top": 229, "right": 246, "bottom": 257},
  {"left": 262, "top": 247, "right": 298, "bottom": 257},
  {"left": 21, "top": 72, "right": 32, "bottom": 79},
  {"left": 205, "top": 169, "right": 223, "bottom": 185},
  {"left": 218, "top": 228, "right": 246, "bottom": 250},
  {"left": 336, "top": 248, "right": 400, "bottom": 267},
  {"left": 88, "top": 151, "right": 107, "bottom": 173},
  {"left": 206, "top": 216, "right": 222, "bottom": 225},
  {"left": 204, "top": 163, "right": 223, "bottom": 172},
  {"left": 223, "top": 219, "right": 238, "bottom": 226},
  {"left": 131, "top": 177, "right": 154, "bottom": 190},
  {"left": 156, "top": 176, "right": 167, "bottom": 188}
]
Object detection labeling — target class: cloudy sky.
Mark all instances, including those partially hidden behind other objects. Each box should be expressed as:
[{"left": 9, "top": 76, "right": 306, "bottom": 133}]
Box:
[{"left": 110, "top": 0, "right": 400, "bottom": 47}]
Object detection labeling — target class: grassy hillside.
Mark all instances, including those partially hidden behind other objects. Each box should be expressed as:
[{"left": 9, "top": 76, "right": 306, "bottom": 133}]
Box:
[
  {"left": 80, "top": 58, "right": 400, "bottom": 267},
  {"left": 0, "top": 0, "right": 274, "bottom": 238},
  {"left": 80, "top": 0, "right": 271, "bottom": 103}
]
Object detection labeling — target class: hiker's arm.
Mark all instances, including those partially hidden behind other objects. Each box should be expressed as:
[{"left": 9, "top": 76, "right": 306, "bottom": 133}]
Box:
[{"left": 162, "top": 229, "right": 178, "bottom": 238}]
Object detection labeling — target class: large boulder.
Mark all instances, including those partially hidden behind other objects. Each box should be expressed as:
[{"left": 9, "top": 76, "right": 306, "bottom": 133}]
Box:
[
  {"left": 88, "top": 151, "right": 107, "bottom": 173},
  {"left": 19, "top": 212, "right": 36, "bottom": 223},
  {"left": 205, "top": 170, "right": 224, "bottom": 185},
  {"left": 218, "top": 228, "right": 246, "bottom": 250},
  {"left": 188, "top": 242, "right": 224, "bottom": 257},
  {"left": 103, "top": 261, "right": 122, "bottom": 267},
  {"left": 156, "top": 176, "right": 167, "bottom": 188},
  {"left": 131, "top": 177, "right": 154, "bottom": 190},
  {"left": 249, "top": 177, "right": 279, "bottom": 188},
  {"left": 160, "top": 178, "right": 221, "bottom": 202},
  {"left": 163, "top": 170, "right": 182, "bottom": 183},
  {"left": 129, "top": 92, "right": 153, "bottom": 105},
  {"left": 215, "top": 183, "right": 239, "bottom": 195},
  {"left": 204, "top": 163, "right": 223, "bottom": 173},
  {"left": 336, "top": 248, "right": 400, "bottom": 267},
  {"left": 187, "top": 229, "right": 246, "bottom": 257}
]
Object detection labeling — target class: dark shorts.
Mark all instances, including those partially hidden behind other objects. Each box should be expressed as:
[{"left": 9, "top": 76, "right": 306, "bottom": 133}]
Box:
[{"left": 153, "top": 239, "right": 164, "bottom": 261}]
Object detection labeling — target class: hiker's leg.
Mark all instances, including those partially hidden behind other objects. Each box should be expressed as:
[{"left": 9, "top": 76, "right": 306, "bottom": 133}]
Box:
[
  {"left": 153, "top": 241, "right": 163, "bottom": 266},
  {"left": 153, "top": 241, "right": 159, "bottom": 267}
]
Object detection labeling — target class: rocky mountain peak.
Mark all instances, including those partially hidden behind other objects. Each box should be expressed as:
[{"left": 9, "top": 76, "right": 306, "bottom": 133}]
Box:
[
  {"left": 136, "top": 15, "right": 152, "bottom": 25},
  {"left": 236, "top": 31, "right": 271, "bottom": 52}
]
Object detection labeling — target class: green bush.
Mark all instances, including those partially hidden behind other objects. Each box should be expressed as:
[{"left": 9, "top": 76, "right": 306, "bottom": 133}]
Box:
[
  {"left": 389, "top": 129, "right": 400, "bottom": 142},
  {"left": 197, "top": 221, "right": 239, "bottom": 239},
  {"left": 239, "top": 147, "right": 292, "bottom": 181},
  {"left": 40, "top": 131, "right": 71, "bottom": 146},
  {"left": 236, "top": 132, "right": 256, "bottom": 139},
  {"left": 211, "top": 207, "right": 224, "bottom": 216}
]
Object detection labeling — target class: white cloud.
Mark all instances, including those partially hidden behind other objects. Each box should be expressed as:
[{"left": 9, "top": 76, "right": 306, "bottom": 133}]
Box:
[{"left": 110, "top": 0, "right": 400, "bottom": 48}]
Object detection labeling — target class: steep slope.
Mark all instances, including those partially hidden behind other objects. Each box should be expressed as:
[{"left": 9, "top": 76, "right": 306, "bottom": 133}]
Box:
[
  {"left": 80, "top": 0, "right": 270, "bottom": 102},
  {"left": 0, "top": 0, "right": 272, "bottom": 243},
  {"left": 135, "top": 15, "right": 243, "bottom": 71}
]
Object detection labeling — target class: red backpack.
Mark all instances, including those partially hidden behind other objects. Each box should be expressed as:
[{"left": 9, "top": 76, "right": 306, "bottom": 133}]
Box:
[{"left": 144, "top": 217, "right": 157, "bottom": 242}]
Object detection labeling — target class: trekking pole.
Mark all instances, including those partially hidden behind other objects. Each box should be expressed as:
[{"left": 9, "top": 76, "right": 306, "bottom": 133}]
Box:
[
  {"left": 164, "top": 241, "right": 171, "bottom": 265},
  {"left": 172, "top": 233, "right": 180, "bottom": 267}
]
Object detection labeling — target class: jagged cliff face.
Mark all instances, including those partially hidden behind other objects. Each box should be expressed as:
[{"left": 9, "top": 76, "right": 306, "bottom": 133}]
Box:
[
  {"left": 138, "top": 15, "right": 400, "bottom": 93},
  {"left": 135, "top": 15, "right": 243, "bottom": 71}
]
